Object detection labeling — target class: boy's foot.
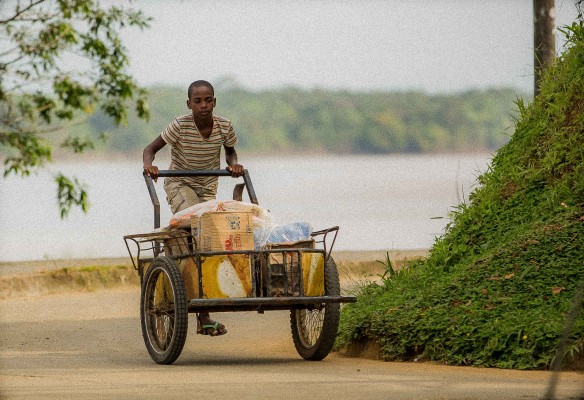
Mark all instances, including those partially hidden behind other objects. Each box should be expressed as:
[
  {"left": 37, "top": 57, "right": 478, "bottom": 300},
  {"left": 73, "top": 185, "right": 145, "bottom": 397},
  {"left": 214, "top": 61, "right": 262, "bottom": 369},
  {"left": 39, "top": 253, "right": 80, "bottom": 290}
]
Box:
[{"left": 197, "top": 317, "right": 227, "bottom": 336}]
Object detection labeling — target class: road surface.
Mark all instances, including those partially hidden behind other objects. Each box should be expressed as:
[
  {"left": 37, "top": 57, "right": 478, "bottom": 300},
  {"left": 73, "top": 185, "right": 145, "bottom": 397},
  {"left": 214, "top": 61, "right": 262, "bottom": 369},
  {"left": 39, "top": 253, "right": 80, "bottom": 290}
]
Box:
[{"left": 1, "top": 287, "right": 583, "bottom": 399}]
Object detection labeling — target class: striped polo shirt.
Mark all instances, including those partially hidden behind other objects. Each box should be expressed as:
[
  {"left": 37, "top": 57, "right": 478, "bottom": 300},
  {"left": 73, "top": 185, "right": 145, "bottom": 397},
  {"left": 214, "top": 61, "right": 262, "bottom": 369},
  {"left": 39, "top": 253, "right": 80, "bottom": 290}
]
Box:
[{"left": 161, "top": 114, "right": 238, "bottom": 193}]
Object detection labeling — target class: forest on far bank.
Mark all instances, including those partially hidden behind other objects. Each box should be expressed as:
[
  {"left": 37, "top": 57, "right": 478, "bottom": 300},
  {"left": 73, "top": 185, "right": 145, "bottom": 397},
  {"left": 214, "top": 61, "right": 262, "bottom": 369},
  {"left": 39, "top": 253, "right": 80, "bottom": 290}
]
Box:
[{"left": 73, "top": 85, "right": 525, "bottom": 155}]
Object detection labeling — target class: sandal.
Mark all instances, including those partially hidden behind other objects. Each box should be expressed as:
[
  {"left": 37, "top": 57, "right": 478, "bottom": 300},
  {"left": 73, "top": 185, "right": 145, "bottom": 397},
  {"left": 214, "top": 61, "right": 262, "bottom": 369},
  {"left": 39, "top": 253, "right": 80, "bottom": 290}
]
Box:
[{"left": 197, "top": 318, "right": 227, "bottom": 336}]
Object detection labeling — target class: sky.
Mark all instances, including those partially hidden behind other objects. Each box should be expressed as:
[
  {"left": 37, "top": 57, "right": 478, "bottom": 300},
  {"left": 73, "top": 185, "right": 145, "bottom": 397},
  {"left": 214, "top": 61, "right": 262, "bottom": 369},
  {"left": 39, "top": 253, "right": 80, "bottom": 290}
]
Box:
[{"left": 117, "top": 0, "right": 581, "bottom": 94}]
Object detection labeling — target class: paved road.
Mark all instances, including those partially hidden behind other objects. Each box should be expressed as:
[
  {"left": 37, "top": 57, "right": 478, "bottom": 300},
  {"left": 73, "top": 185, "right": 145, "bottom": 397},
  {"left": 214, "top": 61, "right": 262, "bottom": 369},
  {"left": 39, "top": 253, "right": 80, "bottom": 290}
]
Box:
[{"left": 1, "top": 288, "right": 582, "bottom": 400}]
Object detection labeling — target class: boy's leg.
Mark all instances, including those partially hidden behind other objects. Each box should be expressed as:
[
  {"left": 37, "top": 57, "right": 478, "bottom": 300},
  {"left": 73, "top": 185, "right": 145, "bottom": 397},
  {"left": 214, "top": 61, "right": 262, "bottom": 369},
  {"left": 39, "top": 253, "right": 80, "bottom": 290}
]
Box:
[
  {"left": 164, "top": 181, "right": 201, "bottom": 214},
  {"left": 193, "top": 186, "right": 217, "bottom": 203}
]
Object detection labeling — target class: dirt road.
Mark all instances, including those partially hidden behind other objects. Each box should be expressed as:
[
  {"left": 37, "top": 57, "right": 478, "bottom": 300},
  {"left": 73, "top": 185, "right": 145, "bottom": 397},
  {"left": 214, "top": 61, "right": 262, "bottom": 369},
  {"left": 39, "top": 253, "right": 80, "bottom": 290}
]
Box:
[{"left": 1, "top": 287, "right": 583, "bottom": 400}]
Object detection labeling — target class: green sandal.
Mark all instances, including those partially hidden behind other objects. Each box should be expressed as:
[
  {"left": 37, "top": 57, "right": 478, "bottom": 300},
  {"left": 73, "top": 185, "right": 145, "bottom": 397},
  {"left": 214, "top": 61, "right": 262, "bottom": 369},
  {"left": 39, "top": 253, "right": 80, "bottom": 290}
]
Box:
[{"left": 197, "top": 321, "right": 227, "bottom": 336}]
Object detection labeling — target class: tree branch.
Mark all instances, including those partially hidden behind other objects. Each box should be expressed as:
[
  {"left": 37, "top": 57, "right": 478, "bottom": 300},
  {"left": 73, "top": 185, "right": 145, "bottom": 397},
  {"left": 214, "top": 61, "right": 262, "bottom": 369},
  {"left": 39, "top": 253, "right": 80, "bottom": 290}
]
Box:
[
  {"left": 0, "top": 0, "right": 48, "bottom": 24},
  {"left": 1, "top": 0, "right": 151, "bottom": 217}
]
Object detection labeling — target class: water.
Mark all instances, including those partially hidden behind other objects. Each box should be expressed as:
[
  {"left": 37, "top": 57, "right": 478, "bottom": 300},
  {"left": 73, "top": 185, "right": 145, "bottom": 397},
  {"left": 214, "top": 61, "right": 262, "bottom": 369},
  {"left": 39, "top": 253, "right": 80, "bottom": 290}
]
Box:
[{"left": 0, "top": 153, "right": 491, "bottom": 262}]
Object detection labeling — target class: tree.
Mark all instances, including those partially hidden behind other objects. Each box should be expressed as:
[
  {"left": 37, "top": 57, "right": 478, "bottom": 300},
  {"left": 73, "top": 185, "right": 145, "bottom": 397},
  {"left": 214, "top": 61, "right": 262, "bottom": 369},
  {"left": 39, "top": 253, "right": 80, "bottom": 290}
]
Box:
[
  {"left": 533, "top": 0, "right": 556, "bottom": 96},
  {"left": 0, "top": 0, "right": 150, "bottom": 217}
]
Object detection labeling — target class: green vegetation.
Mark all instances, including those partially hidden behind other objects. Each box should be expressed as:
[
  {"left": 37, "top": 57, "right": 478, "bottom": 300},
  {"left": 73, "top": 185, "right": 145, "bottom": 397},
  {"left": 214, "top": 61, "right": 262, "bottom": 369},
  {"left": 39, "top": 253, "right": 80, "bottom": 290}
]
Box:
[
  {"left": 336, "top": 21, "right": 584, "bottom": 370},
  {"left": 0, "top": 0, "right": 150, "bottom": 217},
  {"left": 80, "top": 86, "right": 521, "bottom": 154}
]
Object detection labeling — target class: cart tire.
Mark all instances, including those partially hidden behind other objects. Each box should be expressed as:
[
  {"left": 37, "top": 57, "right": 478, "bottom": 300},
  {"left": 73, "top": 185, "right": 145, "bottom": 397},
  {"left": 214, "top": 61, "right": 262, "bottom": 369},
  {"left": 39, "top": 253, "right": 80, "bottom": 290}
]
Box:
[
  {"left": 140, "top": 256, "right": 188, "bottom": 364},
  {"left": 290, "top": 255, "right": 341, "bottom": 361}
]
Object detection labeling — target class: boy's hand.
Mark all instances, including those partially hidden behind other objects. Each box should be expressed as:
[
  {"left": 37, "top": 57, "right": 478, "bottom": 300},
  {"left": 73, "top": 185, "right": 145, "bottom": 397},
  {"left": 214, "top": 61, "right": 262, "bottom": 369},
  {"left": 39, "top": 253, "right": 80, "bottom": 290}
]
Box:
[
  {"left": 144, "top": 165, "right": 160, "bottom": 182},
  {"left": 227, "top": 164, "right": 244, "bottom": 178}
]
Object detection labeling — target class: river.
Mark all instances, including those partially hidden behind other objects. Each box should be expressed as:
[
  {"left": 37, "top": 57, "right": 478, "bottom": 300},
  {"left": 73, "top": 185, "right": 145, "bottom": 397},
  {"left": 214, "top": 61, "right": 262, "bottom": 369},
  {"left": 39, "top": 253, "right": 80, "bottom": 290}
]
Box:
[{"left": 0, "top": 153, "right": 491, "bottom": 262}]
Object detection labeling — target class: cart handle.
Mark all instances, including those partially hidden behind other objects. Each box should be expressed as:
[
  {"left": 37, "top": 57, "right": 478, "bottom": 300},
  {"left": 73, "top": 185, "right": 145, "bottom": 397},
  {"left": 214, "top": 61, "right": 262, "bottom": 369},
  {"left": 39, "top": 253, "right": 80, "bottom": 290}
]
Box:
[{"left": 143, "top": 169, "right": 258, "bottom": 230}]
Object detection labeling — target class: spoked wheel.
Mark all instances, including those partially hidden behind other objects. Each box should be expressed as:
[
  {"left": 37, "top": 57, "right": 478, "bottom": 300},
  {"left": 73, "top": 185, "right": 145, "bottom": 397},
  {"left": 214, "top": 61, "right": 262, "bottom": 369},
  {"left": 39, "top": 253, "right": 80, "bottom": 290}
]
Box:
[
  {"left": 291, "top": 256, "right": 341, "bottom": 361},
  {"left": 141, "top": 256, "right": 188, "bottom": 364}
]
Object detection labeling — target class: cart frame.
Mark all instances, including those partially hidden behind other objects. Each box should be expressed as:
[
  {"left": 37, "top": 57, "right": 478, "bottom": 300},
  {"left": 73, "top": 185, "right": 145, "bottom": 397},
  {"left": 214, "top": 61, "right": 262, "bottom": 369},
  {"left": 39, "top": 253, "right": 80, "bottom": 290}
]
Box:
[
  {"left": 123, "top": 169, "right": 355, "bottom": 364},
  {"left": 124, "top": 169, "right": 354, "bottom": 311}
]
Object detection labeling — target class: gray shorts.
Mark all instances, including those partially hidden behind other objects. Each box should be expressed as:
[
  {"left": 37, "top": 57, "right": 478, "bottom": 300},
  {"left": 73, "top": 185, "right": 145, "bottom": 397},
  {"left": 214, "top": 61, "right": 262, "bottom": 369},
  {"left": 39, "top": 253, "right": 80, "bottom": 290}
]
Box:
[{"left": 164, "top": 180, "right": 216, "bottom": 214}]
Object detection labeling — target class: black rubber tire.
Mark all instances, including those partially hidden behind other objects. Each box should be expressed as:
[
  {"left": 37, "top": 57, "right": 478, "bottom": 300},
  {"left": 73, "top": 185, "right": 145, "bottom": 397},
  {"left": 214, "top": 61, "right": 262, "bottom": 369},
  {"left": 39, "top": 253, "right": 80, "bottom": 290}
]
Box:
[
  {"left": 290, "top": 255, "right": 341, "bottom": 361},
  {"left": 140, "top": 256, "right": 188, "bottom": 365}
]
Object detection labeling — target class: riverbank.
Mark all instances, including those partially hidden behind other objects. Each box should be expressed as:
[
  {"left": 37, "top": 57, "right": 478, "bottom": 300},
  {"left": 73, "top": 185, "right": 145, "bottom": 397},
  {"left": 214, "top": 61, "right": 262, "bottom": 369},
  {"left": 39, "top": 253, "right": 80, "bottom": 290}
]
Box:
[
  {"left": 0, "top": 249, "right": 428, "bottom": 276},
  {"left": 0, "top": 249, "right": 428, "bottom": 300}
]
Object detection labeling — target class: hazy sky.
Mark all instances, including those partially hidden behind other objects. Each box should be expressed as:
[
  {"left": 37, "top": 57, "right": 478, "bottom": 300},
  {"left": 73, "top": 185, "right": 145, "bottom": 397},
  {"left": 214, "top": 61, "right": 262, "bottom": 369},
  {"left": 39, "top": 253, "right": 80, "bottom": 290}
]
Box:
[{"left": 118, "top": 0, "right": 580, "bottom": 93}]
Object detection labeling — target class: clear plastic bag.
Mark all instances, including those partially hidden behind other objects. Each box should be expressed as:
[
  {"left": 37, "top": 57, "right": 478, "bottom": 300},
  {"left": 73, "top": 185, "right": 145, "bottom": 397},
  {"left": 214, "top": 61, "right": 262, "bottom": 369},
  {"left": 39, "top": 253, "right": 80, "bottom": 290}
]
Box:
[{"left": 254, "top": 222, "right": 313, "bottom": 249}]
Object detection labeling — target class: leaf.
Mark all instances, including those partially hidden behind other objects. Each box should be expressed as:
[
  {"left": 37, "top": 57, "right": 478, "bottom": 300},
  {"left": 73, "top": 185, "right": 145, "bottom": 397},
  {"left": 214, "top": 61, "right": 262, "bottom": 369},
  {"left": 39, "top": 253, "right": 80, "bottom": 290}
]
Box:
[
  {"left": 55, "top": 173, "right": 90, "bottom": 218},
  {"left": 61, "top": 135, "right": 95, "bottom": 153}
]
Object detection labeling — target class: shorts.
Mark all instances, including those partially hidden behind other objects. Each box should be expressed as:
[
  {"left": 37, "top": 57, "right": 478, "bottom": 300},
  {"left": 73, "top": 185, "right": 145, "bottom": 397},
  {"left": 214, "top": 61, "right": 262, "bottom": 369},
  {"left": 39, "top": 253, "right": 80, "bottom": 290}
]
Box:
[{"left": 164, "top": 180, "right": 216, "bottom": 214}]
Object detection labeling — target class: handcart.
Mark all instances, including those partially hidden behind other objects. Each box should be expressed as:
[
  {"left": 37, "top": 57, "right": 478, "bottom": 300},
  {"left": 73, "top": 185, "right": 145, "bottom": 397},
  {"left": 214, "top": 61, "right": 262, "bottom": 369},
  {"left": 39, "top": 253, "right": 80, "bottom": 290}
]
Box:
[{"left": 123, "top": 169, "right": 356, "bottom": 364}]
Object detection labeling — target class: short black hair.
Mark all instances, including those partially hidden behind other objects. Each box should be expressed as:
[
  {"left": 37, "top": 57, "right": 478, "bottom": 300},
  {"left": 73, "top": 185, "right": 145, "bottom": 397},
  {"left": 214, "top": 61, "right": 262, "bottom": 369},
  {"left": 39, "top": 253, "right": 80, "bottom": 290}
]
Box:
[{"left": 187, "top": 80, "right": 214, "bottom": 98}]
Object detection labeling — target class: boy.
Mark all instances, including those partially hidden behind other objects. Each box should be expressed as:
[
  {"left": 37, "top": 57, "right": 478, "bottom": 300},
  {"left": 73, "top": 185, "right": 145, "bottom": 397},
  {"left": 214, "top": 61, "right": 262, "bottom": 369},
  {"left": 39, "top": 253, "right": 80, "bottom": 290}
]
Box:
[{"left": 143, "top": 80, "right": 244, "bottom": 336}]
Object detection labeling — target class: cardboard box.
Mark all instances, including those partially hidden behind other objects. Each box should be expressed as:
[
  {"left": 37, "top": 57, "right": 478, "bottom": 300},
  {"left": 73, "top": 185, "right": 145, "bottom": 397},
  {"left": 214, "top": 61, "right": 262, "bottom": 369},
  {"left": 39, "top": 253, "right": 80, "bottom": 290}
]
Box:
[{"left": 191, "top": 211, "right": 254, "bottom": 252}]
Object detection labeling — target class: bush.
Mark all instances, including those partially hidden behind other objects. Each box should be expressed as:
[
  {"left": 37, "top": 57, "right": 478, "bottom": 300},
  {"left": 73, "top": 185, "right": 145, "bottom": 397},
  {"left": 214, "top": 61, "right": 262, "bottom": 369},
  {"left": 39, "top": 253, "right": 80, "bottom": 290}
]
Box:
[{"left": 337, "top": 20, "right": 584, "bottom": 369}]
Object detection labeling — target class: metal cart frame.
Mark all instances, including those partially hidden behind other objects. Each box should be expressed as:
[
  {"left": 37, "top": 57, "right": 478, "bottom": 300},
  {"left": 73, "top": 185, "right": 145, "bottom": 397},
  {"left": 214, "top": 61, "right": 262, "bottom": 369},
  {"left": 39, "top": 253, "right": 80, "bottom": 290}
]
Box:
[{"left": 123, "top": 169, "right": 355, "bottom": 364}]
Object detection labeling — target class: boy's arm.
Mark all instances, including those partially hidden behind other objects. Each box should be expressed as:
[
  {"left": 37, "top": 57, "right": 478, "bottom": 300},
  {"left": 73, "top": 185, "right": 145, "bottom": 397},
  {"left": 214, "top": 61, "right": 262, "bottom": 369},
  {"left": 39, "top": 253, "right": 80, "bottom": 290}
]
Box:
[
  {"left": 143, "top": 135, "right": 167, "bottom": 181},
  {"left": 224, "top": 145, "right": 244, "bottom": 177}
]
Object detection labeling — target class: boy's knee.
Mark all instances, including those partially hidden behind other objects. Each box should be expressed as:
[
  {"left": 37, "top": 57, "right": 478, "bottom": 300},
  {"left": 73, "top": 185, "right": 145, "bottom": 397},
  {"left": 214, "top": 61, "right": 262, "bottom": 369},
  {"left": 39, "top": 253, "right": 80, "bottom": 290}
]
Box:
[
  {"left": 165, "top": 182, "right": 215, "bottom": 214},
  {"left": 165, "top": 183, "right": 190, "bottom": 213},
  {"left": 168, "top": 191, "right": 185, "bottom": 214}
]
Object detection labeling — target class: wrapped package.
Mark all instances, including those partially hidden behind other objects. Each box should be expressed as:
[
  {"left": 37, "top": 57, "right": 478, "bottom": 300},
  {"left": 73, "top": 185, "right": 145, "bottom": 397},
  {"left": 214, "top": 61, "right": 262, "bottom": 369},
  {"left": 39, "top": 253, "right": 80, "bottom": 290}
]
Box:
[
  {"left": 191, "top": 211, "right": 254, "bottom": 252},
  {"left": 169, "top": 200, "right": 273, "bottom": 230},
  {"left": 254, "top": 221, "right": 313, "bottom": 249},
  {"left": 167, "top": 199, "right": 313, "bottom": 251}
]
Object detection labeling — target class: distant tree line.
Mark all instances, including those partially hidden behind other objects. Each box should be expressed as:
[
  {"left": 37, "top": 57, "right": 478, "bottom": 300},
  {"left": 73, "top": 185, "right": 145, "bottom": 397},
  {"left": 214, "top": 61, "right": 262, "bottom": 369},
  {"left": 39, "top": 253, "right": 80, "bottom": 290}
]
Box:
[{"left": 79, "top": 86, "right": 523, "bottom": 154}]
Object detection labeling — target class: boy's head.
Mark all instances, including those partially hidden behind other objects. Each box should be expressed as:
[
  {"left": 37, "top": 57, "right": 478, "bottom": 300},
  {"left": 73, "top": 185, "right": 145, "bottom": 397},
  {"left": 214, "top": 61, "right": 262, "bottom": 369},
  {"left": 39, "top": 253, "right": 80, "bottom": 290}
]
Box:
[
  {"left": 187, "top": 80, "right": 216, "bottom": 120},
  {"left": 187, "top": 80, "right": 214, "bottom": 99}
]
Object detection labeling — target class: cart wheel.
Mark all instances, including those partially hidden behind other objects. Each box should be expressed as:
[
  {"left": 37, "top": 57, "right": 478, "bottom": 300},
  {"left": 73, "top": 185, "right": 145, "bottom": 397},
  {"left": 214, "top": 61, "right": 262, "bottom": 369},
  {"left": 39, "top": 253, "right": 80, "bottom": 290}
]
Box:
[
  {"left": 141, "top": 256, "right": 188, "bottom": 364},
  {"left": 290, "top": 255, "right": 341, "bottom": 361}
]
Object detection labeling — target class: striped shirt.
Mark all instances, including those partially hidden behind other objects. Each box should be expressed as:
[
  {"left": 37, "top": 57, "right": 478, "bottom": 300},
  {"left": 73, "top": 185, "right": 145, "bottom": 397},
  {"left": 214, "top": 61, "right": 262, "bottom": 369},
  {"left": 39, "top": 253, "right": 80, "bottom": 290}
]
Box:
[{"left": 161, "top": 114, "right": 238, "bottom": 193}]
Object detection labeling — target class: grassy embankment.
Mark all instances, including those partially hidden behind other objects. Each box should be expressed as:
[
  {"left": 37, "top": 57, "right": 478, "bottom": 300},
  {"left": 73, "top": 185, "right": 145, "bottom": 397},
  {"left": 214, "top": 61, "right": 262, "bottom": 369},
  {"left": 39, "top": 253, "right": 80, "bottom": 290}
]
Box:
[
  {"left": 0, "top": 250, "right": 427, "bottom": 300},
  {"left": 336, "top": 22, "right": 584, "bottom": 370},
  {"left": 0, "top": 263, "right": 139, "bottom": 300}
]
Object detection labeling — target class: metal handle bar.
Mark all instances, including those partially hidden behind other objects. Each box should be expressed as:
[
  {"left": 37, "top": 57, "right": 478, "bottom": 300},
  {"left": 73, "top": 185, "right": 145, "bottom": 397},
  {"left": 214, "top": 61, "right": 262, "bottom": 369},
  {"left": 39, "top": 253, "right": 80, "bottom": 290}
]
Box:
[
  {"left": 143, "top": 169, "right": 258, "bottom": 232},
  {"left": 154, "top": 169, "right": 234, "bottom": 177}
]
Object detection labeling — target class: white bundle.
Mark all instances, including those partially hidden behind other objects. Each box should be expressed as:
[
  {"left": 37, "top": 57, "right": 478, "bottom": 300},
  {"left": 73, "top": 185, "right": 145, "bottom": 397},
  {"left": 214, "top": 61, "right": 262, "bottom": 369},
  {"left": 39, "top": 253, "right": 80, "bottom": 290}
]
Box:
[{"left": 168, "top": 199, "right": 274, "bottom": 230}]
